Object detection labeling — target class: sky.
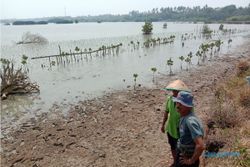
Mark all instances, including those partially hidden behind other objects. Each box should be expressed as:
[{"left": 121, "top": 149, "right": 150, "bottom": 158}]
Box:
[{"left": 1, "top": 0, "right": 249, "bottom": 19}]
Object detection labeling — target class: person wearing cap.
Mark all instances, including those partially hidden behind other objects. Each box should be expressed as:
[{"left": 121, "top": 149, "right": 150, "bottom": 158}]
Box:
[
  {"left": 161, "top": 80, "right": 190, "bottom": 167},
  {"left": 173, "top": 91, "right": 204, "bottom": 167}
]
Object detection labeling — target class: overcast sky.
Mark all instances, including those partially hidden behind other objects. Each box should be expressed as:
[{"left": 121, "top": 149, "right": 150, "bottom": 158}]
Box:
[{"left": 1, "top": 0, "right": 249, "bottom": 19}]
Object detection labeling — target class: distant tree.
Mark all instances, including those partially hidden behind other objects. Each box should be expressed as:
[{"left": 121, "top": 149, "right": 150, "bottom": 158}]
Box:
[{"left": 142, "top": 22, "right": 153, "bottom": 35}]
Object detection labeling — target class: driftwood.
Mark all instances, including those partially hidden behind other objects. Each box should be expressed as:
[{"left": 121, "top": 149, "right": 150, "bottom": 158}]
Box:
[
  {"left": 31, "top": 43, "right": 122, "bottom": 60},
  {"left": 17, "top": 32, "right": 48, "bottom": 45},
  {"left": 0, "top": 61, "right": 39, "bottom": 100}
]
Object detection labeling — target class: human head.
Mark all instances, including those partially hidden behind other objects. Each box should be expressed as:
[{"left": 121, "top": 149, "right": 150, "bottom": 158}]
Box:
[
  {"left": 173, "top": 91, "right": 193, "bottom": 116},
  {"left": 172, "top": 90, "right": 179, "bottom": 97},
  {"left": 163, "top": 80, "right": 190, "bottom": 97}
]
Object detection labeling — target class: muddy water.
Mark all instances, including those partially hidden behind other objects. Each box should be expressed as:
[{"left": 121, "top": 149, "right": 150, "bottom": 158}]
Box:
[{"left": 1, "top": 22, "right": 250, "bottom": 135}]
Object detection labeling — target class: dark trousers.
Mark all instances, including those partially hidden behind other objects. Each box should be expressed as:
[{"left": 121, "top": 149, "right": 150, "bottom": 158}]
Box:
[{"left": 175, "top": 149, "right": 200, "bottom": 167}]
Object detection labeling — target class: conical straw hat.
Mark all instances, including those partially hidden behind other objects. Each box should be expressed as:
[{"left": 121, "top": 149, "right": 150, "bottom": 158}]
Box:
[{"left": 163, "top": 80, "right": 190, "bottom": 92}]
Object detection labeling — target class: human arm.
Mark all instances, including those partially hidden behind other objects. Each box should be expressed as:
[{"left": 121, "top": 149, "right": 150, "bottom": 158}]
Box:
[
  {"left": 161, "top": 111, "right": 168, "bottom": 133},
  {"left": 180, "top": 137, "right": 205, "bottom": 165},
  {"left": 181, "top": 117, "right": 205, "bottom": 165}
]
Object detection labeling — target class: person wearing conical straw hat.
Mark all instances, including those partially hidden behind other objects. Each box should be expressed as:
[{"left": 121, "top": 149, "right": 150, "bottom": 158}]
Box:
[{"left": 161, "top": 80, "right": 191, "bottom": 167}]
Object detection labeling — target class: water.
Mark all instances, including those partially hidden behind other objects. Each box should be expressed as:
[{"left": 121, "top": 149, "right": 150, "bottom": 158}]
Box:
[{"left": 1, "top": 22, "right": 250, "bottom": 133}]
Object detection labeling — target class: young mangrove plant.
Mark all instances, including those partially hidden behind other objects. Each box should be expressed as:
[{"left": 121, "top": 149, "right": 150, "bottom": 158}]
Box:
[
  {"left": 151, "top": 67, "right": 157, "bottom": 82},
  {"left": 209, "top": 42, "right": 215, "bottom": 58},
  {"left": 228, "top": 39, "right": 232, "bottom": 48},
  {"left": 179, "top": 56, "right": 185, "bottom": 69},
  {"left": 21, "top": 54, "right": 29, "bottom": 72},
  {"left": 219, "top": 24, "right": 224, "bottom": 31},
  {"left": 215, "top": 40, "right": 223, "bottom": 52},
  {"left": 202, "top": 24, "right": 212, "bottom": 39},
  {"left": 167, "top": 58, "right": 174, "bottom": 75},
  {"left": 185, "top": 57, "right": 191, "bottom": 71},
  {"left": 133, "top": 73, "right": 138, "bottom": 90},
  {"left": 196, "top": 51, "right": 202, "bottom": 65},
  {"left": 142, "top": 22, "right": 153, "bottom": 35}
]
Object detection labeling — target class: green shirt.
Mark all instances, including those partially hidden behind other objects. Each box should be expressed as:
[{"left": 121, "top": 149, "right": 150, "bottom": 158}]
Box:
[{"left": 165, "top": 96, "right": 180, "bottom": 139}]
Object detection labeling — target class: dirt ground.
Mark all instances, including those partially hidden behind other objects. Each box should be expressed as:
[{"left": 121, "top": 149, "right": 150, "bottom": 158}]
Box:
[{"left": 1, "top": 40, "right": 250, "bottom": 167}]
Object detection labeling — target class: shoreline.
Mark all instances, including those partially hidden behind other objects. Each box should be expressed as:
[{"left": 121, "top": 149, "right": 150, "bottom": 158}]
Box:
[{"left": 1, "top": 39, "right": 250, "bottom": 166}]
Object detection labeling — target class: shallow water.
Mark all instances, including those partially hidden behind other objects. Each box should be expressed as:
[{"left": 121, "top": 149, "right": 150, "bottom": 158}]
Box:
[{"left": 1, "top": 22, "right": 250, "bottom": 133}]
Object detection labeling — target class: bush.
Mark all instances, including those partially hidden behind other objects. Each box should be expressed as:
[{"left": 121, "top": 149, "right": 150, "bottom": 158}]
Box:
[
  {"left": 142, "top": 22, "right": 153, "bottom": 34},
  {"left": 237, "top": 61, "right": 249, "bottom": 76},
  {"left": 211, "top": 101, "right": 241, "bottom": 129}
]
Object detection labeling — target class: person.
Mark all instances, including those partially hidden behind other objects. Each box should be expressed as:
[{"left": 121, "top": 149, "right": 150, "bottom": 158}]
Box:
[
  {"left": 173, "top": 91, "right": 204, "bottom": 167},
  {"left": 161, "top": 80, "right": 190, "bottom": 167}
]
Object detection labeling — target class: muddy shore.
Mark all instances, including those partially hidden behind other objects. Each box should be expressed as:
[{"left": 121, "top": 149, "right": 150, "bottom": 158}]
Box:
[{"left": 1, "top": 40, "right": 250, "bottom": 167}]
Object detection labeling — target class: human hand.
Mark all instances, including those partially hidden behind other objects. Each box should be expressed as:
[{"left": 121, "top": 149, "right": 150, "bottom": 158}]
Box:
[
  {"left": 180, "top": 156, "right": 193, "bottom": 165},
  {"left": 161, "top": 126, "right": 165, "bottom": 133}
]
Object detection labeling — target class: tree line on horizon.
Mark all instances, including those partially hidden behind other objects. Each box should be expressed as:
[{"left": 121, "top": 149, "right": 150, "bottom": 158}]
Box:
[{"left": 3, "top": 4, "right": 250, "bottom": 25}]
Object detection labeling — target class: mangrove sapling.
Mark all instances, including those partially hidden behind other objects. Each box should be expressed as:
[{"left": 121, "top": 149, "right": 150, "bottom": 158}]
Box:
[
  {"left": 202, "top": 24, "right": 212, "bottom": 39},
  {"left": 209, "top": 42, "right": 215, "bottom": 58},
  {"left": 187, "top": 52, "right": 193, "bottom": 64},
  {"left": 89, "top": 48, "right": 92, "bottom": 58},
  {"left": 179, "top": 56, "right": 185, "bottom": 69},
  {"left": 167, "top": 58, "right": 174, "bottom": 75},
  {"left": 215, "top": 40, "right": 223, "bottom": 52},
  {"left": 196, "top": 51, "right": 202, "bottom": 65},
  {"left": 0, "top": 58, "right": 39, "bottom": 100},
  {"left": 219, "top": 24, "right": 224, "bottom": 31},
  {"left": 185, "top": 57, "right": 191, "bottom": 71},
  {"left": 133, "top": 73, "right": 138, "bottom": 90},
  {"left": 21, "top": 55, "right": 29, "bottom": 72},
  {"left": 228, "top": 39, "right": 232, "bottom": 48},
  {"left": 200, "top": 43, "right": 209, "bottom": 63},
  {"left": 151, "top": 67, "right": 157, "bottom": 82},
  {"left": 142, "top": 22, "right": 153, "bottom": 35}
]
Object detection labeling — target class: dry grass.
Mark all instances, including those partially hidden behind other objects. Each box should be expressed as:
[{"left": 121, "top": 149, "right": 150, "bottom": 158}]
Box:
[
  {"left": 238, "top": 85, "right": 250, "bottom": 108},
  {"left": 210, "top": 101, "right": 241, "bottom": 129},
  {"left": 205, "top": 60, "right": 250, "bottom": 167}
]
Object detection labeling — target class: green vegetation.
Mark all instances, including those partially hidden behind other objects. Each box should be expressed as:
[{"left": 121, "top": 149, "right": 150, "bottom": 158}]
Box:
[
  {"left": 142, "top": 22, "right": 153, "bottom": 34},
  {"left": 179, "top": 56, "right": 185, "bottom": 69},
  {"left": 5, "top": 4, "right": 249, "bottom": 24},
  {"left": 166, "top": 58, "right": 174, "bottom": 75},
  {"left": 133, "top": 73, "right": 138, "bottom": 90},
  {"left": 13, "top": 21, "right": 48, "bottom": 25},
  {"left": 202, "top": 24, "right": 212, "bottom": 34},
  {"left": 151, "top": 67, "right": 157, "bottom": 82}
]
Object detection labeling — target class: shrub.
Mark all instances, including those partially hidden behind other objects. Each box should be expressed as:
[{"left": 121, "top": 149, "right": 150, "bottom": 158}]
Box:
[
  {"left": 237, "top": 61, "right": 249, "bottom": 76},
  {"left": 211, "top": 101, "right": 241, "bottom": 129},
  {"left": 142, "top": 22, "right": 153, "bottom": 35}
]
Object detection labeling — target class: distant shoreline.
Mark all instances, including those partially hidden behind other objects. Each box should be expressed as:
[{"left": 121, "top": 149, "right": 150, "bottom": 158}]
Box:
[
  {"left": 3, "top": 20, "right": 250, "bottom": 26},
  {"left": 1, "top": 4, "right": 250, "bottom": 25}
]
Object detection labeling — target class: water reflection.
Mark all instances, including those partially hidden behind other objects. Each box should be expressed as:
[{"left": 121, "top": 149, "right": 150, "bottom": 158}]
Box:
[{"left": 1, "top": 94, "right": 38, "bottom": 118}]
